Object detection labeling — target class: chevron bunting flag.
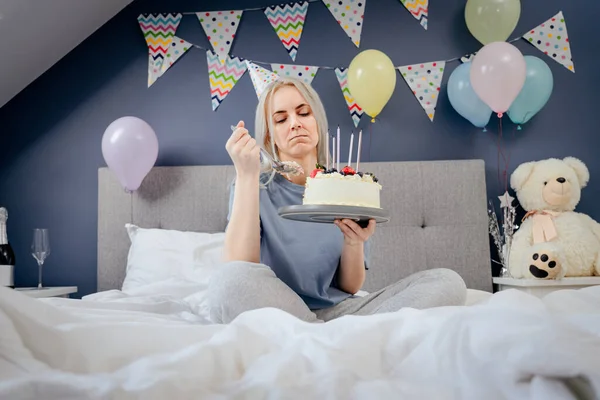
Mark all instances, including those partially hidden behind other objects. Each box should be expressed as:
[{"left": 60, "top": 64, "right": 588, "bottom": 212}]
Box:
[
  {"left": 160, "top": 36, "right": 192, "bottom": 75},
  {"left": 246, "top": 61, "right": 280, "bottom": 99},
  {"left": 207, "top": 50, "right": 247, "bottom": 111},
  {"left": 398, "top": 61, "right": 446, "bottom": 122},
  {"left": 271, "top": 64, "right": 318, "bottom": 85},
  {"left": 138, "top": 13, "right": 182, "bottom": 87},
  {"left": 334, "top": 67, "right": 364, "bottom": 128},
  {"left": 196, "top": 10, "right": 243, "bottom": 64},
  {"left": 264, "top": 2, "right": 309, "bottom": 61},
  {"left": 321, "top": 0, "right": 365, "bottom": 48},
  {"left": 523, "top": 11, "right": 574, "bottom": 72},
  {"left": 400, "top": 0, "right": 428, "bottom": 30}
]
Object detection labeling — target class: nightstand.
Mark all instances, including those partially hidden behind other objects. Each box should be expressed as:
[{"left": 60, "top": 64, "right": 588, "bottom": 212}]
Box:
[
  {"left": 493, "top": 277, "right": 600, "bottom": 298},
  {"left": 15, "top": 286, "right": 78, "bottom": 298}
]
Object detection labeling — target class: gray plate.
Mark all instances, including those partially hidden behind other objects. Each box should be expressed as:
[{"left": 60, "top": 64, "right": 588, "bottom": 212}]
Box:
[{"left": 278, "top": 204, "right": 390, "bottom": 227}]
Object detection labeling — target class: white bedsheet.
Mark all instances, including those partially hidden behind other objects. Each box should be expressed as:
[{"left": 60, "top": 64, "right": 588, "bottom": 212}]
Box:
[{"left": 1, "top": 282, "right": 599, "bottom": 400}]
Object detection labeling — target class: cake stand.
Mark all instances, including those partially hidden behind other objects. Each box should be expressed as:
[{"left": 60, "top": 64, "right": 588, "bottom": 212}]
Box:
[{"left": 278, "top": 205, "right": 390, "bottom": 227}]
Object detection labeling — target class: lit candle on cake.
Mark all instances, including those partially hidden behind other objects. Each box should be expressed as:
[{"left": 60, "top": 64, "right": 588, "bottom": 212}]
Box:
[
  {"left": 348, "top": 132, "right": 354, "bottom": 167},
  {"left": 337, "top": 126, "right": 340, "bottom": 171},
  {"left": 356, "top": 129, "right": 362, "bottom": 171}
]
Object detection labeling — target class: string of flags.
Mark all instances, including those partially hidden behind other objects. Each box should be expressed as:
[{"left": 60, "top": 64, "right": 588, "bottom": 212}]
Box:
[
  {"left": 137, "top": 3, "right": 574, "bottom": 127},
  {"left": 401, "top": 0, "right": 428, "bottom": 30},
  {"left": 264, "top": 2, "right": 309, "bottom": 61},
  {"left": 334, "top": 67, "right": 364, "bottom": 127}
]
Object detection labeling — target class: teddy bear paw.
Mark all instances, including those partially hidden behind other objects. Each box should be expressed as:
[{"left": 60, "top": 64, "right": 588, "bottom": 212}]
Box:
[{"left": 529, "top": 251, "right": 561, "bottom": 279}]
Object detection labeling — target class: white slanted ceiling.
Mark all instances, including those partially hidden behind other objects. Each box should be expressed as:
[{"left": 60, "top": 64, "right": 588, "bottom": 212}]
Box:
[{"left": 0, "top": 0, "right": 134, "bottom": 108}]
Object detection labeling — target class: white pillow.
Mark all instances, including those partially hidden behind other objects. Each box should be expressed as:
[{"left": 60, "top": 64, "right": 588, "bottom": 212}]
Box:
[{"left": 122, "top": 224, "right": 226, "bottom": 292}]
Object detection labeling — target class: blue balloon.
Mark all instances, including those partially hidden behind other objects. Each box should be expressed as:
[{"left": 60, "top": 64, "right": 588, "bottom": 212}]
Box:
[
  {"left": 447, "top": 62, "right": 493, "bottom": 128},
  {"left": 508, "top": 56, "right": 554, "bottom": 125}
]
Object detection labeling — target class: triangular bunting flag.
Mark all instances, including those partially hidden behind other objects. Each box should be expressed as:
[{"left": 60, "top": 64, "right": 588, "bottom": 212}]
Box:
[
  {"left": 271, "top": 64, "right": 319, "bottom": 85},
  {"left": 460, "top": 52, "right": 477, "bottom": 63},
  {"left": 160, "top": 36, "right": 192, "bottom": 75},
  {"left": 246, "top": 61, "right": 280, "bottom": 99},
  {"left": 334, "top": 67, "right": 364, "bottom": 128},
  {"left": 400, "top": 0, "right": 428, "bottom": 30},
  {"left": 264, "top": 1, "right": 309, "bottom": 61},
  {"left": 523, "top": 11, "right": 574, "bottom": 72},
  {"left": 207, "top": 50, "right": 248, "bottom": 111},
  {"left": 138, "top": 13, "right": 182, "bottom": 87},
  {"left": 321, "top": 0, "right": 365, "bottom": 48},
  {"left": 196, "top": 10, "right": 243, "bottom": 63},
  {"left": 398, "top": 61, "right": 446, "bottom": 121}
]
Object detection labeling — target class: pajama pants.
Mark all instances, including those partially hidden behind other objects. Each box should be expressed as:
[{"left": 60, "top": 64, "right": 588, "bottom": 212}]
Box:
[{"left": 207, "top": 261, "right": 467, "bottom": 324}]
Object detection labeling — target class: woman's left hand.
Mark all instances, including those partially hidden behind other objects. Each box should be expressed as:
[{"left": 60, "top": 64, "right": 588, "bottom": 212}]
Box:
[{"left": 334, "top": 219, "right": 376, "bottom": 247}]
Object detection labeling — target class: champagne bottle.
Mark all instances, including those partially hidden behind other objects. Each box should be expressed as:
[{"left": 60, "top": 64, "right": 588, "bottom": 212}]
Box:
[{"left": 0, "top": 207, "right": 15, "bottom": 289}]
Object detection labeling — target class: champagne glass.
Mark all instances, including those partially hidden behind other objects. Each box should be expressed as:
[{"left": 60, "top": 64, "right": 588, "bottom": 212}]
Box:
[{"left": 31, "top": 229, "right": 50, "bottom": 289}]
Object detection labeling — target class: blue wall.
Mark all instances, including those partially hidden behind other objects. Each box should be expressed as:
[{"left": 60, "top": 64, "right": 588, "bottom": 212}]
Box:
[{"left": 0, "top": 0, "right": 598, "bottom": 297}]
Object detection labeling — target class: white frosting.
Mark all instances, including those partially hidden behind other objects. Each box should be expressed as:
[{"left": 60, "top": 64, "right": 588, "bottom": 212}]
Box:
[
  {"left": 303, "top": 172, "right": 382, "bottom": 208},
  {"left": 279, "top": 160, "right": 303, "bottom": 176}
]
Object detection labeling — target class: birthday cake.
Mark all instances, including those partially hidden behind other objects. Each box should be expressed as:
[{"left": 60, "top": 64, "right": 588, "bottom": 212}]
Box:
[{"left": 303, "top": 164, "right": 382, "bottom": 209}]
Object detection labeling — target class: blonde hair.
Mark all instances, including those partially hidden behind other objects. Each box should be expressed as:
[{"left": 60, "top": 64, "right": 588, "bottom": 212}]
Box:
[{"left": 254, "top": 77, "right": 330, "bottom": 186}]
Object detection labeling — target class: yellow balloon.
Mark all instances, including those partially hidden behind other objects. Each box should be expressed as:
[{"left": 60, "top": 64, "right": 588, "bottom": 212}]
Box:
[
  {"left": 465, "top": 0, "right": 521, "bottom": 45},
  {"left": 347, "top": 49, "right": 397, "bottom": 121}
]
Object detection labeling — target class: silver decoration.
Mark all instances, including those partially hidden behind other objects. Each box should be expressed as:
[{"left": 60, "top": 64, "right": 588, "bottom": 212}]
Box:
[{"left": 488, "top": 195, "right": 518, "bottom": 278}]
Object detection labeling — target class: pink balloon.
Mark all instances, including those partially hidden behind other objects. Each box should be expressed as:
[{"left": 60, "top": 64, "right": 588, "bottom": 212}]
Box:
[
  {"left": 470, "top": 42, "right": 527, "bottom": 115},
  {"left": 101, "top": 116, "right": 158, "bottom": 192}
]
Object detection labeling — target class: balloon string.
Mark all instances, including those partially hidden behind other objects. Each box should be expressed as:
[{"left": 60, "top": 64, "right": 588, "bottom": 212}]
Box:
[
  {"left": 495, "top": 117, "right": 509, "bottom": 193},
  {"left": 495, "top": 111, "right": 534, "bottom": 197},
  {"left": 496, "top": 130, "right": 501, "bottom": 190},
  {"left": 500, "top": 117, "right": 505, "bottom": 192},
  {"left": 505, "top": 122, "right": 519, "bottom": 193},
  {"left": 368, "top": 122, "right": 373, "bottom": 162},
  {"left": 130, "top": 191, "right": 134, "bottom": 224},
  {"left": 501, "top": 114, "right": 526, "bottom": 195}
]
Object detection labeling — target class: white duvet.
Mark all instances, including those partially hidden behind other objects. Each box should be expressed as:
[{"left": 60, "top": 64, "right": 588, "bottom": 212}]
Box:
[{"left": 1, "top": 281, "right": 600, "bottom": 400}]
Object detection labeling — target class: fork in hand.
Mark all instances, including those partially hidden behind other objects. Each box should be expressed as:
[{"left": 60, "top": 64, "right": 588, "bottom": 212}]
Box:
[{"left": 230, "top": 125, "right": 303, "bottom": 176}]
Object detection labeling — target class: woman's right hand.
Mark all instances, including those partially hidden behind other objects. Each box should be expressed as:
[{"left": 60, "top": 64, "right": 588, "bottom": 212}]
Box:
[{"left": 226, "top": 120, "right": 261, "bottom": 178}]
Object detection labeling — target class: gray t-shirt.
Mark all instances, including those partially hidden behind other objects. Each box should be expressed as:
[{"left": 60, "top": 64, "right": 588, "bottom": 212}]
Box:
[{"left": 227, "top": 173, "right": 370, "bottom": 310}]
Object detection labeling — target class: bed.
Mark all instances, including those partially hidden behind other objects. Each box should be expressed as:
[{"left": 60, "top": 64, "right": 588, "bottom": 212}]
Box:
[
  {"left": 97, "top": 159, "right": 493, "bottom": 294},
  {"left": 0, "top": 159, "right": 599, "bottom": 399}
]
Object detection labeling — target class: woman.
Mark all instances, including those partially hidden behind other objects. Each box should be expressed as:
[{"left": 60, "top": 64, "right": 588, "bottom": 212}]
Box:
[{"left": 209, "top": 77, "right": 466, "bottom": 324}]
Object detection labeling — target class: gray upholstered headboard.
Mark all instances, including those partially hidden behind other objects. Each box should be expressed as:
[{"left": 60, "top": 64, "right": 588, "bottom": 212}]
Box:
[{"left": 97, "top": 160, "right": 492, "bottom": 293}]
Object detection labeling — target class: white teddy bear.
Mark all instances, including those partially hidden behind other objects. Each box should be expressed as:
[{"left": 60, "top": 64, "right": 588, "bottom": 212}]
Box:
[{"left": 508, "top": 157, "right": 600, "bottom": 279}]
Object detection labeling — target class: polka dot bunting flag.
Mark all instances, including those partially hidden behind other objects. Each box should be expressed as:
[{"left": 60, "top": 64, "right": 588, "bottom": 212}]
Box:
[
  {"left": 246, "top": 61, "right": 280, "bottom": 99},
  {"left": 321, "top": 0, "right": 365, "bottom": 48},
  {"left": 159, "top": 36, "right": 192, "bottom": 76},
  {"left": 196, "top": 10, "right": 243, "bottom": 64},
  {"left": 522, "top": 11, "right": 574, "bottom": 72},
  {"left": 397, "top": 61, "right": 446, "bottom": 122},
  {"left": 271, "top": 64, "right": 319, "bottom": 85}
]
